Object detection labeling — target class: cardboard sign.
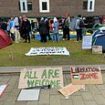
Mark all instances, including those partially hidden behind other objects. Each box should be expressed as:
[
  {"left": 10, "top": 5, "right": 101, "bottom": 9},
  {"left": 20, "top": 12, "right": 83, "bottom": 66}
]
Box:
[
  {"left": 0, "top": 84, "right": 8, "bottom": 97},
  {"left": 58, "top": 84, "right": 85, "bottom": 97},
  {"left": 18, "top": 67, "right": 63, "bottom": 89},
  {"left": 70, "top": 66, "right": 103, "bottom": 85},
  {"left": 25, "top": 47, "right": 69, "bottom": 56},
  {"left": 92, "top": 45, "right": 102, "bottom": 54},
  {"left": 17, "top": 89, "right": 40, "bottom": 101},
  {"left": 82, "top": 36, "right": 92, "bottom": 49}
]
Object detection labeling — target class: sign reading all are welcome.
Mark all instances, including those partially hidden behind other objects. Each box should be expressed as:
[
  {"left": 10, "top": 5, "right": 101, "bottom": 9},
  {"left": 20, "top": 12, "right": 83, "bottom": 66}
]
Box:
[
  {"left": 70, "top": 66, "right": 103, "bottom": 85},
  {"left": 18, "top": 67, "right": 63, "bottom": 89}
]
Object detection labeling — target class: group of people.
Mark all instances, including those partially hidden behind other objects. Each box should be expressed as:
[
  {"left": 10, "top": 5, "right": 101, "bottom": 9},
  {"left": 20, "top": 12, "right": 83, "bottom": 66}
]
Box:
[
  {"left": 0, "top": 14, "right": 85, "bottom": 43},
  {"left": 38, "top": 17, "right": 59, "bottom": 42},
  {"left": 38, "top": 14, "right": 85, "bottom": 42},
  {"left": 0, "top": 15, "right": 32, "bottom": 43}
]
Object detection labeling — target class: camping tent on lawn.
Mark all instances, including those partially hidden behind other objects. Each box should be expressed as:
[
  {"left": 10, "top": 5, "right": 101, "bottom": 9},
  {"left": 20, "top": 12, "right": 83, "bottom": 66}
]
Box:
[
  {"left": 92, "top": 27, "right": 105, "bottom": 53},
  {"left": 0, "top": 29, "right": 12, "bottom": 49}
]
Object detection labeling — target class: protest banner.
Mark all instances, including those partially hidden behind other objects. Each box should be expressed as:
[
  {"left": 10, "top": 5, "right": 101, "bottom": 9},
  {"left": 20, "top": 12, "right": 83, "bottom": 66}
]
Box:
[
  {"left": 70, "top": 66, "right": 103, "bottom": 85},
  {"left": 82, "top": 36, "right": 92, "bottom": 49},
  {"left": 18, "top": 67, "right": 63, "bottom": 89},
  {"left": 25, "top": 47, "right": 69, "bottom": 56},
  {"left": 58, "top": 83, "right": 85, "bottom": 97}
]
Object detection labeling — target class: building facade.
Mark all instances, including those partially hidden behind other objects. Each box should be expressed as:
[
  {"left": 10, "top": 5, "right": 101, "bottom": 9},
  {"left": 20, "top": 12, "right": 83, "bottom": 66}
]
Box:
[{"left": 0, "top": 0, "right": 105, "bottom": 17}]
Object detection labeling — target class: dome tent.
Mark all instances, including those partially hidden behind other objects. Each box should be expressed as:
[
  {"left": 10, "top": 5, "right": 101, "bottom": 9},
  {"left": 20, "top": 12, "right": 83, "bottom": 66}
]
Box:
[
  {"left": 0, "top": 29, "right": 12, "bottom": 49},
  {"left": 92, "top": 27, "right": 105, "bottom": 53}
]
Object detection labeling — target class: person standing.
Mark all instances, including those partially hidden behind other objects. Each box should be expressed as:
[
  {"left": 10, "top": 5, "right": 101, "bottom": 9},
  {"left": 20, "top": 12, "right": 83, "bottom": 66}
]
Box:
[
  {"left": 14, "top": 16, "right": 21, "bottom": 43},
  {"left": 39, "top": 17, "right": 48, "bottom": 43},
  {"left": 52, "top": 17, "right": 59, "bottom": 42},
  {"left": 21, "top": 15, "right": 31, "bottom": 43},
  {"left": 45, "top": 18, "right": 52, "bottom": 40},
  {"left": 75, "top": 15, "right": 84, "bottom": 41},
  {"left": 62, "top": 16, "right": 70, "bottom": 40}
]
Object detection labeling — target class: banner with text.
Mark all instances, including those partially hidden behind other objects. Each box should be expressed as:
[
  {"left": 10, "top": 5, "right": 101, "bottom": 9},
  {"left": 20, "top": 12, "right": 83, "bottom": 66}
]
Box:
[
  {"left": 25, "top": 47, "right": 69, "bottom": 56},
  {"left": 70, "top": 66, "right": 103, "bottom": 85},
  {"left": 18, "top": 67, "right": 63, "bottom": 89}
]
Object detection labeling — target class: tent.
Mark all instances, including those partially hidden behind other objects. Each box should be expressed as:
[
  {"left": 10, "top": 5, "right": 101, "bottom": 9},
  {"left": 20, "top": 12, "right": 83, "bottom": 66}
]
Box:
[
  {"left": 0, "top": 29, "right": 12, "bottom": 49},
  {"left": 92, "top": 27, "right": 105, "bottom": 52}
]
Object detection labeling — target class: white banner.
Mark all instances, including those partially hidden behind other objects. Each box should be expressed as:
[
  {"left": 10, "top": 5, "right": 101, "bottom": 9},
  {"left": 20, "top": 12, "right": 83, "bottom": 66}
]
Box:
[{"left": 25, "top": 47, "right": 69, "bottom": 56}]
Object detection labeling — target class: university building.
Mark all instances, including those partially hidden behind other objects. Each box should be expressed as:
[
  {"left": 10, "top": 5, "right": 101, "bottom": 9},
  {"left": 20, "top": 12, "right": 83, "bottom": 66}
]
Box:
[{"left": 0, "top": 0, "right": 104, "bottom": 17}]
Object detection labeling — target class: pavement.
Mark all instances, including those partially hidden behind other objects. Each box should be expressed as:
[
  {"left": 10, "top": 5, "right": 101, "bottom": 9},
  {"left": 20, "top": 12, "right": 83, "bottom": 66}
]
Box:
[{"left": 0, "top": 66, "right": 105, "bottom": 105}]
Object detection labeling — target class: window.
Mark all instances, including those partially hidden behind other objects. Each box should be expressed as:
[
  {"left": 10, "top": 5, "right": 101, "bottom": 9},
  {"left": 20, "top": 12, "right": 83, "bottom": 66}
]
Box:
[
  {"left": 89, "top": 1, "right": 92, "bottom": 10},
  {"left": 19, "top": 0, "right": 28, "bottom": 13},
  {"left": 23, "top": 2, "right": 26, "bottom": 11},
  {"left": 39, "top": 0, "right": 50, "bottom": 13},
  {"left": 87, "top": 0, "right": 95, "bottom": 12},
  {"left": 28, "top": 2, "right": 32, "bottom": 11},
  {"left": 18, "top": 1, "right": 20, "bottom": 11},
  {"left": 42, "top": 2, "right": 47, "bottom": 10},
  {"left": 83, "top": 1, "right": 88, "bottom": 10}
]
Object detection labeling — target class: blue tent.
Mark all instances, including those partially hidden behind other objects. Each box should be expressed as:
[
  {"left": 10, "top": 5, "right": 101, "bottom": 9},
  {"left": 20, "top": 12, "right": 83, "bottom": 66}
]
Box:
[{"left": 92, "top": 27, "right": 105, "bottom": 53}]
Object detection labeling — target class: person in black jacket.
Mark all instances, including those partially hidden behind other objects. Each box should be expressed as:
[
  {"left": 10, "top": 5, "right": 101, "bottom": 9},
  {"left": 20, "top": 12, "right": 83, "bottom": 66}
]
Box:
[
  {"left": 39, "top": 18, "right": 48, "bottom": 43},
  {"left": 21, "top": 15, "right": 31, "bottom": 43},
  {"left": 45, "top": 18, "right": 52, "bottom": 40}
]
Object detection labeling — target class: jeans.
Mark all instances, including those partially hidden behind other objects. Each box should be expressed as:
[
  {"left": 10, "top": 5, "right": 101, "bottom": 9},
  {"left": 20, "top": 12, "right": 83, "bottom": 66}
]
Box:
[{"left": 52, "top": 33, "right": 59, "bottom": 42}]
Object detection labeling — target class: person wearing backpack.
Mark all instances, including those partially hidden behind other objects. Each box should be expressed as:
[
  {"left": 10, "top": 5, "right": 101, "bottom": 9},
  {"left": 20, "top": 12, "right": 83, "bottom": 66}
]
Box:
[
  {"left": 62, "top": 16, "right": 70, "bottom": 40},
  {"left": 75, "top": 15, "right": 84, "bottom": 41}
]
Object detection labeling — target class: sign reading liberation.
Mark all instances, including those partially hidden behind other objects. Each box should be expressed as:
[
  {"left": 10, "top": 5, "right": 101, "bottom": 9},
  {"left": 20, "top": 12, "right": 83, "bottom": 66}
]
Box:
[
  {"left": 70, "top": 66, "right": 103, "bottom": 85},
  {"left": 18, "top": 67, "right": 63, "bottom": 89}
]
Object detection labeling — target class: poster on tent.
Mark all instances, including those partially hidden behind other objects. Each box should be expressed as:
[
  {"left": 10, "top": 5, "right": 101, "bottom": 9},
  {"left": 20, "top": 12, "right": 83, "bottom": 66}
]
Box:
[
  {"left": 18, "top": 67, "right": 63, "bottom": 89},
  {"left": 70, "top": 66, "right": 103, "bottom": 85},
  {"left": 25, "top": 47, "right": 70, "bottom": 56},
  {"left": 82, "top": 36, "right": 92, "bottom": 49}
]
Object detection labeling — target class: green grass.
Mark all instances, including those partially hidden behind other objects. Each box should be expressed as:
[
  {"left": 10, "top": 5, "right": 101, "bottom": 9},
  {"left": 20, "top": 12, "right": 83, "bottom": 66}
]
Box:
[{"left": 0, "top": 40, "right": 105, "bottom": 66}]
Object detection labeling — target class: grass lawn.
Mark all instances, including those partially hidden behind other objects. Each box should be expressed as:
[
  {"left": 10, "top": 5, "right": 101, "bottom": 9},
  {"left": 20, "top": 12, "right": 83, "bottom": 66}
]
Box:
[{"left": 0, "top": 39, "right": 105, "bottom": 66}]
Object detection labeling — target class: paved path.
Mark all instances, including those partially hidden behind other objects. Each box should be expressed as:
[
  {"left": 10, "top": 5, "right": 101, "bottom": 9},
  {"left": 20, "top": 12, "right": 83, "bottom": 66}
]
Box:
[
  {"left": 0, "top": 71, "right": 105, "bottom": 105},
  {"left": 0, "top": 65, "right": 105, "bottom": 73}
]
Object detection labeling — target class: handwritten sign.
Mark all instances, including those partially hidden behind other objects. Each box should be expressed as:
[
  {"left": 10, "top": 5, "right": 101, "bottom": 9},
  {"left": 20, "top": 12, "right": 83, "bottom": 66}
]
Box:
[
  {"left": 25, "top": 47, "right": 69, "bottom": 56},
  {"left": 58, "top": 84, "right": 85, "bottom": 97},
  {"left": 70, "top": 66, "right": 103, "bottom": 85},
  {"left": 18, "top": 67, "right": 63, "bottom": 89},
  {"left": 82, "top": 36, "right": 92, "bottom": 49},
  {"left": 92, "top": 45, "right": 102, "bottom": 54}
]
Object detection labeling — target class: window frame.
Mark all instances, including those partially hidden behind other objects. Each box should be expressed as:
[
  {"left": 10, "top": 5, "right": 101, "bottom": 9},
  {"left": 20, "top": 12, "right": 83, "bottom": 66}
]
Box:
[
  {"left": 19, "top": 0, "right": 28, "bottom": 13},
  {"left": 83, "top": 1, "right": 88, "bottom": 10},
  {"left": 27, "top": 2, "right": 32, "bottom": 11},
  {"left": 87, "top": 0, "right": 95, "bottom": 12},
  {"left": 39, "top": 0, "right": 50, "bottom": 13}
]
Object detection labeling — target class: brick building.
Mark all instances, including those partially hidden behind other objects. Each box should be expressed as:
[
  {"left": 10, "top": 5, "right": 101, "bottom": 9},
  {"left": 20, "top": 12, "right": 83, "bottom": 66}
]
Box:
[{"left": 0, "top": 0, "right": 105, "bottom": 17}]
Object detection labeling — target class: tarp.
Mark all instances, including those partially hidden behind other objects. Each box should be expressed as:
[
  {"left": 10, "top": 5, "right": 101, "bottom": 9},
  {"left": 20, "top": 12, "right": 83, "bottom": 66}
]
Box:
[{"left": 0, "top": 29, "right": 12, "bottom": 49}]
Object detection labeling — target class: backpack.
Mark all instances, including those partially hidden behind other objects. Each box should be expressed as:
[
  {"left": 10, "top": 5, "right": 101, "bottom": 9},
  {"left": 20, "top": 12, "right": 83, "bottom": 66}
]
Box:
[{"left": 79, "top": 19, "right": 84, "bottom": 28}]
